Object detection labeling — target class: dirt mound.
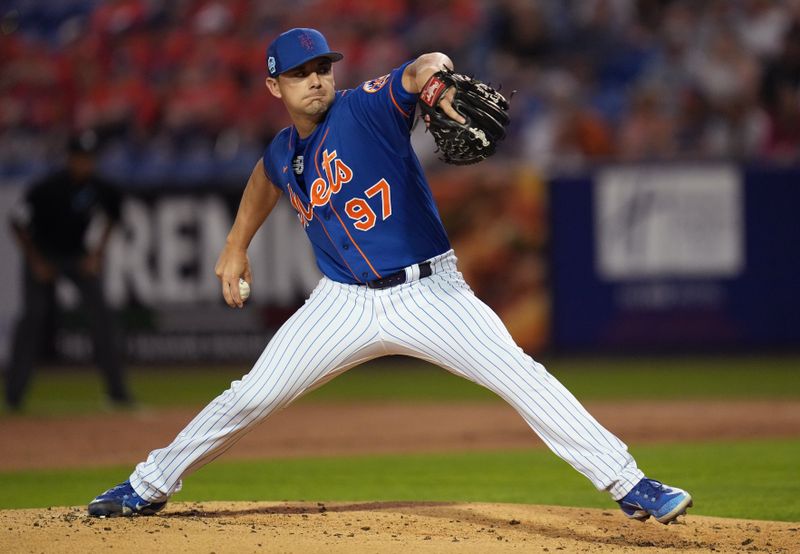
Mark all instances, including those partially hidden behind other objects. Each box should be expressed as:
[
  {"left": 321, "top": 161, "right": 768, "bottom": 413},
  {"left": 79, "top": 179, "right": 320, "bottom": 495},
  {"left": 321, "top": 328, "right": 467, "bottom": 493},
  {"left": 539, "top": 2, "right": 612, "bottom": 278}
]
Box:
[{"left": 2, "top": 501, "right": 796, "bottom": 553}]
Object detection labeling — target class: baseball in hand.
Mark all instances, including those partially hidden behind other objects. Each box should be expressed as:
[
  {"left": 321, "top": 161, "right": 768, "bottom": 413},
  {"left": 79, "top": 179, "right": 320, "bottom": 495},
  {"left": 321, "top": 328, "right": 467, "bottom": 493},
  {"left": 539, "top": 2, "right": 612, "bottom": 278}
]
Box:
[{"left": 239, "top": 278, "right": 250, "bottom": 301}]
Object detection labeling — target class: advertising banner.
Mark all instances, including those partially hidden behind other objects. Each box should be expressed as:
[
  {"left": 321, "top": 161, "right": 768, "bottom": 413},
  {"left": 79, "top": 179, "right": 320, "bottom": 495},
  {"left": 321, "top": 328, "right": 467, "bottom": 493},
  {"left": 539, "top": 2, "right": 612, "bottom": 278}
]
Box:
[
  {"left": 0, "top": 186, "right": 320, "bottom": 363},
  {"left": 551, "top": 165, "right": 800, "bottom": 351}
]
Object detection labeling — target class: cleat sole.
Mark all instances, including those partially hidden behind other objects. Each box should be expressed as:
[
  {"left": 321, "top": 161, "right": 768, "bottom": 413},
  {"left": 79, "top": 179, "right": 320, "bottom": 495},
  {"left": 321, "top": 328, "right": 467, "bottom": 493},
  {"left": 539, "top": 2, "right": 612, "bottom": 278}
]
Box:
[
  {"left": 656, "top": 496, "right": 693, "bottom": 524},
  {"left": 88, "top": 500, "right": 166, "bottom": 518}
]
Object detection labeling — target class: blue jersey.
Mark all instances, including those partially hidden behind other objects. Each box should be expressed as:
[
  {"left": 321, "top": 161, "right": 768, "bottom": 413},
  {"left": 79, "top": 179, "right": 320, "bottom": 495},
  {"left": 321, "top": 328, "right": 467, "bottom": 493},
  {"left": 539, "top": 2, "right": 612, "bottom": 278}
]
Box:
[{"left": 263, "top": 61, "right": 451, "bottom": 284}]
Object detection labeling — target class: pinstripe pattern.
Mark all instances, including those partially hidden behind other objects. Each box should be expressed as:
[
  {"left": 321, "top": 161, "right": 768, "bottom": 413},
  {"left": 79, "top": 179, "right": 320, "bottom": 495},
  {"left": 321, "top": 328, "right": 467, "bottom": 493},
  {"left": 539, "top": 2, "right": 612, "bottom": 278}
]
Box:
[
  {"left": 130, "top": 278, "right": 386, "bottom": 500},
  {"left": 130, "top": 250, "right": 642, "bottom": 503}
]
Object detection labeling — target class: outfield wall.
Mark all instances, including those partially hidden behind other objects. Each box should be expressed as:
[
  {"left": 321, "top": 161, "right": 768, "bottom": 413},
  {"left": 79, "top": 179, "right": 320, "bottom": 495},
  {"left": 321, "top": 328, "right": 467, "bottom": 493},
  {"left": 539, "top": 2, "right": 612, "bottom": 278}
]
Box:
[
  {"left": 1, "top": 163, "right": 798, "bottom": 363},
  {"left": 0, "top": 186, "right": 320, "bottom": 364}
]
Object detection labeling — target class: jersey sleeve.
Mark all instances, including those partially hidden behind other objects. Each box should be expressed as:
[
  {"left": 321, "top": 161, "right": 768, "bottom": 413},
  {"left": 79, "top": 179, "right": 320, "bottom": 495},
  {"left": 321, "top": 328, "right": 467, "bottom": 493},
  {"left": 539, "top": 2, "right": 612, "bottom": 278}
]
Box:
[
  {"left": 347, "top": 61, "right": 419, "bottom": 149},
  {"left": 261, "top": 131, "right": 289, "bottom": 192}
]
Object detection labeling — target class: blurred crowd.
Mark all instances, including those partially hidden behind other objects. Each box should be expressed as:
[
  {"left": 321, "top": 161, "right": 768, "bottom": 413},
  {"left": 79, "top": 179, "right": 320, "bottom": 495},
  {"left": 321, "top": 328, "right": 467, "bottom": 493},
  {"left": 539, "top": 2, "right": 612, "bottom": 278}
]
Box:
[{"left": 3, "top": 0, "right": 800, "bottom": 185}]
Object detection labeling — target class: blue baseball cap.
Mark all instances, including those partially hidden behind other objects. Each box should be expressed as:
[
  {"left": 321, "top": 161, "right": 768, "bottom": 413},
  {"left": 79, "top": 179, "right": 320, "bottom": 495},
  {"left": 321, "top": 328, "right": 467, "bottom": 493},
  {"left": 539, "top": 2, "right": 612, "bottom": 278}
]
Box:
[{"left": 266, "top": 28, "right": 343, "bottom": 77}]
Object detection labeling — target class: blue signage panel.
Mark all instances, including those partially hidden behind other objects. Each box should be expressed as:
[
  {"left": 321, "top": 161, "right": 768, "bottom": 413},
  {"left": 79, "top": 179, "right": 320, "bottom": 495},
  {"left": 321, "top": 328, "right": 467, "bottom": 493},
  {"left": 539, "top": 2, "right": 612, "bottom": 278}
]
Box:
[{"left": 550, "top": 165, "right": 800, "bottom": 351}]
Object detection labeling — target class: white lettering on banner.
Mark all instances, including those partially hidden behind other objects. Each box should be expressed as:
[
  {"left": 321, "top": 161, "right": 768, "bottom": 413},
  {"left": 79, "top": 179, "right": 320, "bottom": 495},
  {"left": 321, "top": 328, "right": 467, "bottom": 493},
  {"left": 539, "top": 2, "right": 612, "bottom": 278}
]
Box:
[
  {"left": 104, "top": 195, "right": 320, "bottom": 307},
  {"left": 0, "top": 186, "right": 314, "bottom": 364},
  {"left": 199, "top": 197, "right": 231, "bottom": 299},
  {"left": 106, "top": 200, "right": 156, "bottom": 306},
  {"left": 595, "top": 165, "right": 744, "bottom": 280},
  {"left": 158, "top": 197, "right": 197, "bottom": 302}
]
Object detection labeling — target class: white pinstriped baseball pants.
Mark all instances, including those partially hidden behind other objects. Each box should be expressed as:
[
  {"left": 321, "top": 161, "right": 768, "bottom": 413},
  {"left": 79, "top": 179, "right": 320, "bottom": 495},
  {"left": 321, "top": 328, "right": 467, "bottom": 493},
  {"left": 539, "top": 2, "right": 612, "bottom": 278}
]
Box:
[{"left": 131, "top": 250, "right": 644, "bottom": 502}]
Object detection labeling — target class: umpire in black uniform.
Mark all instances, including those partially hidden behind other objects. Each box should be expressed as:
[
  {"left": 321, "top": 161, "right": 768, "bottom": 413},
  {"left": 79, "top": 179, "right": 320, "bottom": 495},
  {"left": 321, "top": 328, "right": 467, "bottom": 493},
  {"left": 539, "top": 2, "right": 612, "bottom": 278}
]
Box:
[{"left": 4, "top": 132, "right": 133, "bottom": 411}]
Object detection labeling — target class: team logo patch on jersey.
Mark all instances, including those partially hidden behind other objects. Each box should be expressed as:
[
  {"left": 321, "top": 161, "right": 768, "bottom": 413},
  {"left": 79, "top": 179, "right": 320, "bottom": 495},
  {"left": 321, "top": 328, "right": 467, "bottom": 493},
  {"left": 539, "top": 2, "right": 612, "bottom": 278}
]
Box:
[
  {"left": 292, "top": 155, "right": 304, "bottom": 175},
  {"left": 362, "top": 74, "right": 390, "bottom": 93}
]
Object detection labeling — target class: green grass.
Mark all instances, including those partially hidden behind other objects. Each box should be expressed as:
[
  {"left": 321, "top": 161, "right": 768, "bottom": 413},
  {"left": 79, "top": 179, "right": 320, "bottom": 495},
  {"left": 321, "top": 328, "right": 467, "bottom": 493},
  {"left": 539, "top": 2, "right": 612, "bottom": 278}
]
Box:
[
  {"left": 308, "top": 355, "right": 800, "bottom": 402},
  {"left": 10, "top": 355, "right": 800, "bottom": 415},
  {"left": 1, "top": 439, "right": 797, "bottom": 522},
  {"left": 4, "top": 356, "right": 797, "bottom": 522}
]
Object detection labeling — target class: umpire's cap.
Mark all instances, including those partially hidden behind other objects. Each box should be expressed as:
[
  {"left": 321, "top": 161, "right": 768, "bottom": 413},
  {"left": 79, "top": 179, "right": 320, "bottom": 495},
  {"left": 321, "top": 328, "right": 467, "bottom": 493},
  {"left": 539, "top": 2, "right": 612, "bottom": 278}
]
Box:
[{"left": 266, "top": 28, "right": 343, "bottom": 77}]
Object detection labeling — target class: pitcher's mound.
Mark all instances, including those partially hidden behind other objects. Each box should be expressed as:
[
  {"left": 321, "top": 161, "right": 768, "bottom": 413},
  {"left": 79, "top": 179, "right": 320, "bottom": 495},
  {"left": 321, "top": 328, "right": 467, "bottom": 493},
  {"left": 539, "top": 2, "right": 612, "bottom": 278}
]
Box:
[{"left": 2, "top": 501, "right": 796, "bottom": 553}]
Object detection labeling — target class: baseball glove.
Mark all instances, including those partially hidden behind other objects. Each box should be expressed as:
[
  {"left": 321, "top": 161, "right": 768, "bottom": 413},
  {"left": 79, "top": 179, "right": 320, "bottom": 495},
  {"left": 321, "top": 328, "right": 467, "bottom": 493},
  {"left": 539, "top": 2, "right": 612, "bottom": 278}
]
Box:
[{"left": 418, "top": 68, "right": 511, "bottom": 165}]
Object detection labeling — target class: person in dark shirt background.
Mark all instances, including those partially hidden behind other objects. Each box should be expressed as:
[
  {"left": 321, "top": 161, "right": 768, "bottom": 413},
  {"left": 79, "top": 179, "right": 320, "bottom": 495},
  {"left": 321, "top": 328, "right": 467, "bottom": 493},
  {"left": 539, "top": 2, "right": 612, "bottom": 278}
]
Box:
[{"left": 4, "top": 131, "right": 133, "bottom": 411}]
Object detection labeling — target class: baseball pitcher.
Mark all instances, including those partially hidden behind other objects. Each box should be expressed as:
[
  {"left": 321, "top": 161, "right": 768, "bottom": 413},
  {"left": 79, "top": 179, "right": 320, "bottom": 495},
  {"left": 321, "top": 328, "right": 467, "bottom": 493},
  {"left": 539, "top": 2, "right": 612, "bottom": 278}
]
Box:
[{"left": 88, "top": 28, "right": 692, "bottom": 524}]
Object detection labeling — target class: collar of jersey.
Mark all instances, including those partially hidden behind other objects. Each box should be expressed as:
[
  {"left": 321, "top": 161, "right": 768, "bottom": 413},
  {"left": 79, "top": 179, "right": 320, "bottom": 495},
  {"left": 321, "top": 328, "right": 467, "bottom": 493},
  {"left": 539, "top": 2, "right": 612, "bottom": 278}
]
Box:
[{"left": 287, "top": 91, "right": 343, "bottom": 151}]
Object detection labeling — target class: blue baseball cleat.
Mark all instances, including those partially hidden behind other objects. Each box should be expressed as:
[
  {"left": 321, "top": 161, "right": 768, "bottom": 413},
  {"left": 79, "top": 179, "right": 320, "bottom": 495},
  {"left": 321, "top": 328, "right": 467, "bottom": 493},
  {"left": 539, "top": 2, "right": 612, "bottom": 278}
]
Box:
[
  {"left": 618, "top": 478, "right": 692, "bottom": 524},
  {"left": 88, "top": 481, "right": 166, "bottom": 517}
]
